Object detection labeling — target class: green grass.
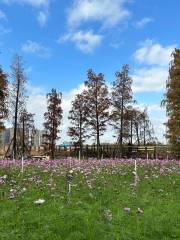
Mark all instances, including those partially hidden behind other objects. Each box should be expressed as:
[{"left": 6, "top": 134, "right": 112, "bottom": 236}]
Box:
[{"left": 0, "top": 163, "right": 180, "bottom": 240}]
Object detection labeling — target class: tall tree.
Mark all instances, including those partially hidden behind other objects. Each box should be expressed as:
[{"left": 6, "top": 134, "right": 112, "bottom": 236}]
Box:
[
  {"left": 0, "top": 66, "right": 8, "bottom": 132},
  {"left": 111, "top": 64, "right": 134, "bottom": 157},
  {"left": 10, "top": 55, "right": 27, "bottom": 159},
  {"left": 68, "top": 92, "right": 88, "bottom": 156},
  {"left": 84, "top": 69, "right": 110, "bottom": 159},
  {"left": 43, "top": 89, "right": 63, "bottom": 159},
  {"left": 162, "top": 48, "right": 180, "bottom": 154}
]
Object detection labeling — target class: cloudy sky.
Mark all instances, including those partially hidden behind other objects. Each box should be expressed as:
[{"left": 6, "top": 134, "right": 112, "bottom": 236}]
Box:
[{"left": 0, "top": 0, "right": 179, "bottom": 143}]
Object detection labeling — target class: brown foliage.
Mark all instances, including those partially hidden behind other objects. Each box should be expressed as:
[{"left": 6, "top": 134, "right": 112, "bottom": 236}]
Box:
[
  {"left": 43, "top": 88, "right": 63, "bottom": 159},
  {"left": 84, "top": 69, "right": 110, "bottom": 158},
  {"left": 163, "top": 48, "right": 180, "bottom": 153},
  {"left": 68, "top": 92, "right": 89, "bottom": 153},
  {"left": 111, "top": 64, "right": 134, "bottom": 155}
]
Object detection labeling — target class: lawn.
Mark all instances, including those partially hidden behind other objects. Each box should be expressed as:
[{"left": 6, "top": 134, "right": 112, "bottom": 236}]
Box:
[{"left": 0, "top": 159, "right": 180, "bottom": 240}]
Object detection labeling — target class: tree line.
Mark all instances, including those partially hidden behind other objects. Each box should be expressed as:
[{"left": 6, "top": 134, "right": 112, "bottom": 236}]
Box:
[{"left": 0, "top": 54, "right": 159, "bottom": 159}]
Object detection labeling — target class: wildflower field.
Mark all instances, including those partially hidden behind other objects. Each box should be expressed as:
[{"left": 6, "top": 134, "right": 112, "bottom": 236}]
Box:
[{"left": 0, "top": 159, "right": 180, "bottom": 240}]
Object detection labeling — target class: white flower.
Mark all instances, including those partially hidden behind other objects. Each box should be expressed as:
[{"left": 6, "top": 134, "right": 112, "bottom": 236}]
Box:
[
  {"left": 22, "top": 187, "right": 26, "bottom": 192},
  {"left": 34, "top": 198, "right": 45, "bottom": 204},
  {"left": 9, "top": 193, "right": 16, "bottom": 199},
  {"left": 104, "top": 209, "right": 112, "bottom": 222},
  {"left": 69, "top": 170, "right": 73, "bottom": 174},
  {"left": 137, "top": 208, "right": 144, "bottom": 214},
  {"left": 124, "top": 207, "right": 131, "bottom": 213}
]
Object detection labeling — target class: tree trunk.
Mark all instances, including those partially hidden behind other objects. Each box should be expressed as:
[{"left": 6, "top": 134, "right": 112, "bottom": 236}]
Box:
[
  {"left": 130, "top": 120, "right": 133, "bottom": 145},
  {"left": 79, "top": 113, "right": 82, "bottom": 158},
  {"left": 97, "top": 124, "right": 100, "bottom": 159},
  {"left": 119, "top": 97, "right": 124, "bottom": 158},
  {"left": 22, "top": 115, "right": 25, "bottom": 158},
  {"left": 13, "top": 77, "right": 20, "bottom": 160},
  {"left": 143, "top": 120, "right": 146, "bottom": 146},
  {"left": 135, "top": 122, "right": 140, "bottom": 145}
]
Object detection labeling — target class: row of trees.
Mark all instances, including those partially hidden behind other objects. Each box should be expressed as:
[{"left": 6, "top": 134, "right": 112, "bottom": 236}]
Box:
[
  {"left": 0, "top": 55, "right": 156, "bottom": 159},
  {"left": 68, "top": 65, "right": 156, "bottom": 159}
]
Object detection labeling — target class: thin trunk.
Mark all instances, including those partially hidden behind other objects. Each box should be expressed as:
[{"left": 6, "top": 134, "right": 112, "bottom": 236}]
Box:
[
  {"left": 97, "top": 121, "right": 100, "bottom": 159},
  {"left": 51, "top": 123, "right": 55, "bottom": 160},
  {"left": 96, "top": 99, "right": 100, "bottom": 159},
  {"left": 13, "top": 76, "right": 20, "bottom": 160},
  {"left": 22, "top": 116, "right": 25, "bottom": 158},
  {"left": 79, "top": 113, "right": 82, "bottom": 156},
  {"left": 119, "top": 81, "right": 125, "bottom": 158},
  {"left": 143, "top": 120, "right": 146, "bottom": 146},
  {"left": 130, "top": 120, "right": 133, "bottom": 145},
  {"left": 95, "top": 81, "right": 100, "bottom": 160},
  {"left": 135, "top": 122, "right": 140, "bottom": 145},
  {"left": 51, "top": 105, "right": 56, "bottom": 160}
]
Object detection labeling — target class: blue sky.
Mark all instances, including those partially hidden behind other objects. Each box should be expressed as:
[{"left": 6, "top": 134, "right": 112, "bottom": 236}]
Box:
[{"left": 0, "top": 0, "right": 179, "bottom": 143}]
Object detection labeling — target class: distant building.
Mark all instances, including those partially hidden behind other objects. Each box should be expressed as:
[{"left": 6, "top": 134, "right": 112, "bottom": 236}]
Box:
[
  {"left": 0, "top": 128, "right": 46, "bottom": 148},
  {"left": 0, "top": 128, "right": 14, "bottom": 146},
  {"left": 32, "top": 130, "right": 46, "bottom": 147}
]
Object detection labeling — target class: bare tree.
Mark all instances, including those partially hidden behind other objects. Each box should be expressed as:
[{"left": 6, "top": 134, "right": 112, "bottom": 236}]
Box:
[
  {"left": 43, "top": 89, "right": 63, "bottom": 159},
  {"left": 10, "top": 55, "right": 27, "bottom": 159},
  {"left": 84, "top": 69, "right": 110, "bottom": 159},
  {"left": 140, "top": 108, "right": 157, "bottom": 145},
  {"left": 0, "top": 65, "right": 8, "bottom": 133},
  {"left": 129, "top": 107, "right": 157, "bottom": 145}
]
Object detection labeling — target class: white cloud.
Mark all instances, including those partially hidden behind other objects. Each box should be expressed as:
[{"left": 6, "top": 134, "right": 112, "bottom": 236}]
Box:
[
  {"left": 22, "top": 40, "right": 51, "bottom": 58},
  {"left": 67, "top": 0, "right": 130, "bottom": 29},
  {"left": 2, "top": 0, "right": 50, "bottom": 26},
  {"left": 27, "top": 86, "right": 47, "bottom": 130},
  {"left": 37, "top": 10, "right": 48, "bottom": 26},
  {"left": 132, "top": 67, "right": 168, "bottom": 93},
  {"left": 134, "top": 17, "right": 153, "bottom": 28},
  {"left": 0, "top": 25, "right": 11, "bottom": 35},
  {"left": 0, "top": 10, "right": 7, "bottom": 20},
  {"left": 59, "top": 30, "right": 103, "bottom": 53},
  {"left": 134, "top": 39, "right": 175, "bottom": 66},
  {"left": 110, "top": 41, "right": 124, "bottom": 49},
  {"left": 2, "top": 0, "right": 49, "bottom": 8},
  {"left": 132, "top": 40, "right": 177, "bottom": 93}
]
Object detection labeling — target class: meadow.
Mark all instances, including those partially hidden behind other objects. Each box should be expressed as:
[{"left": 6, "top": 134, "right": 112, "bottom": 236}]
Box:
[{"left": 0, "top": 159, "right": 180, "bottom": 240}]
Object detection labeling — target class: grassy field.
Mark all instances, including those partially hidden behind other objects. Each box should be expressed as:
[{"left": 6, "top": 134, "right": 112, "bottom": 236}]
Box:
[{"left": 0, "top": 159, "right": 180, "bottom": 240}]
